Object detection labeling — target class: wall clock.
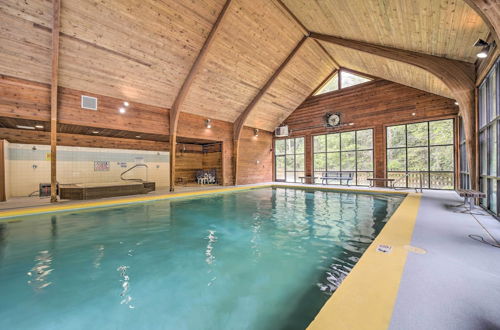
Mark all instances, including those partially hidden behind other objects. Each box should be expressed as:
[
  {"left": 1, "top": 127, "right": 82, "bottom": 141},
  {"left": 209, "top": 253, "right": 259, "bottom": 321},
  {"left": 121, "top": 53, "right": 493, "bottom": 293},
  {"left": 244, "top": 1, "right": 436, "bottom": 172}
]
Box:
[{"left": 325, "top": 113, "right": 341, "bottom": 127}]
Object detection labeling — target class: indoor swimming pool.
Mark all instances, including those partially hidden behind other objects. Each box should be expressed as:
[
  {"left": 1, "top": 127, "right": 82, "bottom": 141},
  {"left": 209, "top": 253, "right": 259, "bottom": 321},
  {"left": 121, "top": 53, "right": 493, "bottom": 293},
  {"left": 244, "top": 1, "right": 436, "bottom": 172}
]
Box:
[{"left": 0, "top": 187, "right": 404, "bottom": 329}]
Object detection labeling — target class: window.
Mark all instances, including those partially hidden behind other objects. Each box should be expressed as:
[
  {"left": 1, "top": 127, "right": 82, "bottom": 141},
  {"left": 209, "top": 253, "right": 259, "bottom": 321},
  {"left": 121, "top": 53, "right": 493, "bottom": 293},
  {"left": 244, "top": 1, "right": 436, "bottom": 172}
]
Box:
[
  {"left": 459, "top": 117, "right": 470, "bottom": 189},
  {"left": 274, "top": 137, "right": 304, "bottom": 183},
  {"left": 478, "top": 58, "right": 499, "bottom": 217},
  {"left": 386, "top": 119, "right": 455, "bottom": 190},
  {"left": 314, "top": 70, "right": 372, "bottom": 96},
  {"left": 313, "top": 129, "right": 373, "bottom": 185}
]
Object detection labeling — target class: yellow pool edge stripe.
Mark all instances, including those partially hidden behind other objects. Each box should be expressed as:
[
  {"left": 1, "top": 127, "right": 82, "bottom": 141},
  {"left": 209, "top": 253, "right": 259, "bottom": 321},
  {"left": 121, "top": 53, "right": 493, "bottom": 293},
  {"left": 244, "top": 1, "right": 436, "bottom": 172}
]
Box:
[
  {"left": 0, "top": 184, "right": 407, "bottom": 220},
  {"left": 0, "top": 185, "right": 272, "bottom": 220},
  {"left": 308, "top": 193, "right": 421, "bottom": 330}
]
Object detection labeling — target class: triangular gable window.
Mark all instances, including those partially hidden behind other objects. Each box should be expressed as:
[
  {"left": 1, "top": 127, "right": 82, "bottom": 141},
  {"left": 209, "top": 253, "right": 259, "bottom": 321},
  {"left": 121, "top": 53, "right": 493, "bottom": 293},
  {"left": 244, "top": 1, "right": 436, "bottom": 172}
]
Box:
[
  {"left": 314, "top": 73, "right": 339, "bottom": 95},
  {"left": 314, "top": 70, "right": 372, "bottom": 96}
]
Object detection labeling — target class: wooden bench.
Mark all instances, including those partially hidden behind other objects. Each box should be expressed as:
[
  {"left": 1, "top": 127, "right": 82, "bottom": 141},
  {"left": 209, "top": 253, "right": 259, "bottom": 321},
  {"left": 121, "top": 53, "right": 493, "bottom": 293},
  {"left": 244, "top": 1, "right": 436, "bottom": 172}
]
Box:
[
  {"left": 367, "top": 178, "right": 395, "bottom": 188},
  {"left": 320, "top": 171, "right": 353, "bottom": 186},
  {"left": 298, "top": 176, "right": 317, "bottom": 184}
]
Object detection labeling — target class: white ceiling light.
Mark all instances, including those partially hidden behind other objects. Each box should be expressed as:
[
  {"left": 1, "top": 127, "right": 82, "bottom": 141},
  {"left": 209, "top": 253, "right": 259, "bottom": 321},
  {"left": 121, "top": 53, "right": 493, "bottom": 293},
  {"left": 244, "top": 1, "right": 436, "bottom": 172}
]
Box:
[
  {"left": 123, "top": 101, "right": 129, "bottom": 107},
  {"left": 119, "top": 107, "right": 126, "bottom": 114},
  {"left": 474, "top": 39, "right": 491, "bottom": 59},
  {"left": 16, "top": 125, "right": 35, "bottom": 130}
]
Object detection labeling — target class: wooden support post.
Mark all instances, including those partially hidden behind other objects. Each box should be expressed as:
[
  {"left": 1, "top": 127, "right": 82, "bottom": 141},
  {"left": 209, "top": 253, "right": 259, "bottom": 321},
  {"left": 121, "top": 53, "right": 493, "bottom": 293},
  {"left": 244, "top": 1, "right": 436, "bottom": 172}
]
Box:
[
  {"left": 0, "top": 140, "right": 5, "bottom": 202},
  {"left": 50, "top": 0, "right": 61, "bottom": 203},
  {"left": 169, "top": 0, "right": 233, "bottom": 192},
  {"left": 233, "top": 36, "right": 308, "bottom": 185}
]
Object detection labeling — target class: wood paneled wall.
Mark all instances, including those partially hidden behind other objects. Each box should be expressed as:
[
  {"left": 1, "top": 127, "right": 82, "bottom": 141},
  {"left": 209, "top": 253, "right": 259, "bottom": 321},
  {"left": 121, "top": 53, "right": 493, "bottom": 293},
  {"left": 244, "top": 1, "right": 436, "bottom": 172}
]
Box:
[
  {"left": 237, "top": 128, "right": 273, "bottom": 185},
  {"left": 0, "top": 75, "right": 274, "bottom": 186},
  {"left": 281, "top": 79, "right": 459, "bottom": 184}
]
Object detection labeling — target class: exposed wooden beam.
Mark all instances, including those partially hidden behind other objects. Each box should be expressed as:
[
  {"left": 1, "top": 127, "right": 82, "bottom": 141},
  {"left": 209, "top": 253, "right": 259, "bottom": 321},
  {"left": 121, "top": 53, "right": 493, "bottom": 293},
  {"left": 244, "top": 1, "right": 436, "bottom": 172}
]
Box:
[
  {"left": 169, "top": 0, "right": 233, "bottom": 191},
  {"left": 310, "top": 32, "right": 478, "bottom": 189},
  {"left": 273, "top": 0, "right": 340, "bottom": 68},
  {"left": 463, "top": 0, "right": 500, "bottom": 46},
  {"left": 50, "top": 0, "right": 61, "bottom": 203},
  {"left": 233, "top": 36, "right": 308, "bottom": 185}
]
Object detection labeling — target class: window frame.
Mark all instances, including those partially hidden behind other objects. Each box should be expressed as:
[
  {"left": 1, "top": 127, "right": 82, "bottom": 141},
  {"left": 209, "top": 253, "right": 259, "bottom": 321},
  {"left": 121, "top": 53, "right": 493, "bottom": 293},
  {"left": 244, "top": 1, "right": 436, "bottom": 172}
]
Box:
[
  {"left": 313, "top": 69, "right": 373, "bottom": 96},
  {"left": 385, "top": 118, "right": 456, "bottom": 190},
  {"left": 312, "top": 128, "right": 374, "bottom": 186},
  {"left": 478, "top": 57, "right": 499, "bottom": 218},
  {"left": 273, "top": 137, "right": 305, "bottom": 183}
]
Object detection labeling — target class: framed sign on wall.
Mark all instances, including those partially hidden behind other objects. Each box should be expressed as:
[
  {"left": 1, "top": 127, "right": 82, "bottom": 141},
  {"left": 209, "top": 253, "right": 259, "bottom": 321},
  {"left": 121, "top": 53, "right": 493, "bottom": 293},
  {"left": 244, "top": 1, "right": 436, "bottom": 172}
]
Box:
[{"left": 94, "top": 160, "right": 110, "bottom": 171}]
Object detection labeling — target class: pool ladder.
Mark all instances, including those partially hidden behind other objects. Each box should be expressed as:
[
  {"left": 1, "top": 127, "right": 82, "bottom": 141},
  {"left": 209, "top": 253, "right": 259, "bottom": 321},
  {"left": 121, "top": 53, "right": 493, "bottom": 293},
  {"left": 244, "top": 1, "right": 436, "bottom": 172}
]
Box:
[{"left": 120, "top": 164, "right": 148, "bottom": 183}]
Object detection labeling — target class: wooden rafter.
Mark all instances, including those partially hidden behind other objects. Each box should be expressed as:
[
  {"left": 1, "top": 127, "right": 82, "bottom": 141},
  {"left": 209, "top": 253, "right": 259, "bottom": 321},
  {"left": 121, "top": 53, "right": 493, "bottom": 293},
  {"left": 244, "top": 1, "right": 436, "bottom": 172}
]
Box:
[
  {"left": 232, "top": 35, "right": 308, "bottom": 185},
  {"left": 168, "top": 0, "right": 233, "bottom": 191},
  {"left": 310, "top": 32, "right": 479, "bottom": 188},
  {"left": 273, "top": 0, "right": 340, "bottom": 68},
  {"left": 463, "top": 0, "right": 500, "bottom": 46},
  {"left": 50, "top": 0, "right": 61, "bottom": 203}
]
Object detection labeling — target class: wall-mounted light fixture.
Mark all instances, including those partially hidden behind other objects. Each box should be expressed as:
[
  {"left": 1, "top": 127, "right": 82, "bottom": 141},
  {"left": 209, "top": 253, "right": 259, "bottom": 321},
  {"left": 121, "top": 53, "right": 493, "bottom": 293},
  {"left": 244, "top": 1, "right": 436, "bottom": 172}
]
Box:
[
  {"left": 119, "top": 107, "right": 126, "bottom": 114},
  {"left": 92, "top": 131, "right": 99, "bottom": 134},
  {"left": 254, "top": 128, "right": 259, "bottom": 137},
  {"left": 474, "top": 39, "right": 492, "bottom": 59},
  {"left": 123, "top": 101, "right": 130, "bottom": 107},
  {"left": 205, "top": 119, "right": 212, "bottom": 129},
  {"left": 35, "top": 125, "right": 44, "bottom": 129},
  {"left": 454, "top": 101, "right": 459, "bottom": 106},
  {"left": 411, "top": 112, "right": 416, "bottom": 116}
]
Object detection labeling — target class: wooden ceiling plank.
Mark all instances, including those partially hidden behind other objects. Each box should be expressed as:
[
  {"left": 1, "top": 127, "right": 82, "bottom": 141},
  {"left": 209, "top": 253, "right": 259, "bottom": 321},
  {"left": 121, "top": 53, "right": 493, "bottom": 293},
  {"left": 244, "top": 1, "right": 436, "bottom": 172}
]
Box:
[{"left": 233, "top": 35, "right": 308, "bottom": 140}]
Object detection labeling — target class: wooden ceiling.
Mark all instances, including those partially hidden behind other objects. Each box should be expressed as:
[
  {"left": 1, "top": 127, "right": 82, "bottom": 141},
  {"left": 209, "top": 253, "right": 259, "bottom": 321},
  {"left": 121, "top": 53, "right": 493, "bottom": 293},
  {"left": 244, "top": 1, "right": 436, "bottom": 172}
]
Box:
[
  {"left": 320, "top": 43, "right": 454, "bottom": 99},
  {"left": 283, "top": 0, "right": 489, "bottom": 62},
  {"left": 0, "top": 0, "right": 492, "bottom": 132}
]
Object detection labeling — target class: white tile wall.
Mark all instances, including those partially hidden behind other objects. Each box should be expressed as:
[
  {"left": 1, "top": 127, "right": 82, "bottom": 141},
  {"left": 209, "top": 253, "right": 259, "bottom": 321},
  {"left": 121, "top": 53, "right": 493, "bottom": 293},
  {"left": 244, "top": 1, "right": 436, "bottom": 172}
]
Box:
[{"left": 7, "top": 144, "right": 170, "bottom": 197}]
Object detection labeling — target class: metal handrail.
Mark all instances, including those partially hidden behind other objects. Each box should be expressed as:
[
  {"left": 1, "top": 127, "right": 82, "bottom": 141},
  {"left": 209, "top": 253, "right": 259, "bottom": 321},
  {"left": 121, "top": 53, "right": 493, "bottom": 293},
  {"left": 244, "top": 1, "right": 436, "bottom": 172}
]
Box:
[
  {"left": 120, "top": 164, "right": 148, "bottom": 182},
  {"left": 392, "top": 171, "right": 424, "bottom": 193}
]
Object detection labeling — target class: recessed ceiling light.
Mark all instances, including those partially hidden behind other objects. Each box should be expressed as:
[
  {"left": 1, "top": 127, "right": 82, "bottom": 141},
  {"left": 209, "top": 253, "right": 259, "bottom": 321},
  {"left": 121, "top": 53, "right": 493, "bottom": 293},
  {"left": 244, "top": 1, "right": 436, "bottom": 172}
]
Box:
[
  {"left": 92, "top": 131, "right": 99, "bottom": 134},
  {"left": 123, "top": 101, "right": 129, "bottom": 107},
  {"left": 477, "top": 47, "right": 489, "bottom": 58},
  {"left": 16, "top": 125, "right": 35, "bottom": 130},
  {"left": 119, "top": 107, "right": 126, "bottom": 114},
  {"left": 35, "top": 125, "right": 44, "bottom": 129}
]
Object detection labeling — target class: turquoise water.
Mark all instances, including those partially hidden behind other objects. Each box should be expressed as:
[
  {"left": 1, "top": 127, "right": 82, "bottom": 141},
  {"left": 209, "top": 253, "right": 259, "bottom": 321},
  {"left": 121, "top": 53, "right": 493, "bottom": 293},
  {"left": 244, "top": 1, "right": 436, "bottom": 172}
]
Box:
[{"left": 0, "top": 188, "right": 403, "bottom": 330}]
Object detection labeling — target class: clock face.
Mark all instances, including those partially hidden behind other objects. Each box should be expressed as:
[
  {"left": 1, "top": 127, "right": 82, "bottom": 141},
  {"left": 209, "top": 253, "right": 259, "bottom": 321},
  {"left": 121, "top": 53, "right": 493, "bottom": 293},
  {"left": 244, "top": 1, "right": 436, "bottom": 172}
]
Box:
[{"left": 327, "top": 113, "right": 341, "bottom": 127}]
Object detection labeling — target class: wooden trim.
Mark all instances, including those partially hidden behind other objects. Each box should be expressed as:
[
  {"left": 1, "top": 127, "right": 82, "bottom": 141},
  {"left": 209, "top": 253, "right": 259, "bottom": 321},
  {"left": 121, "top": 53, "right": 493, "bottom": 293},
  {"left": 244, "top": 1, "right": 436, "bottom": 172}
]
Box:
[
  {"left": 233, "top": 36, "right": 308, "bottom": 185},
  {"left": 50, "top": 0, "right": 61, "bottom": 203},
  {"left": 0, "top": 140, "right": 5, "bottom": 202},
  {"left": 169, "top": 0, "right": 233, "bottom": 191}
]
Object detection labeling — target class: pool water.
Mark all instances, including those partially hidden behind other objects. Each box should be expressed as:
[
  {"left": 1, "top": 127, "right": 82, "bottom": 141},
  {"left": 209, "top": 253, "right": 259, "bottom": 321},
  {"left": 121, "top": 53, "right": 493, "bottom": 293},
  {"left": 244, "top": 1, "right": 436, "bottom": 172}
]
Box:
[{"left": 0, "top": 187, "right": 403, "bottom": 330}]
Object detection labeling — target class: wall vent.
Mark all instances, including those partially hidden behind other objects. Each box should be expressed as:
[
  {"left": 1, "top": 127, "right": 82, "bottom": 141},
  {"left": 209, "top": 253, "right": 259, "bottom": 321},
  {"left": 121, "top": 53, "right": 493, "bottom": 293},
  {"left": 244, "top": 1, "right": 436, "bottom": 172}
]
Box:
[{"left": 81, "top": 95, "right": 98, "bottom": 110}]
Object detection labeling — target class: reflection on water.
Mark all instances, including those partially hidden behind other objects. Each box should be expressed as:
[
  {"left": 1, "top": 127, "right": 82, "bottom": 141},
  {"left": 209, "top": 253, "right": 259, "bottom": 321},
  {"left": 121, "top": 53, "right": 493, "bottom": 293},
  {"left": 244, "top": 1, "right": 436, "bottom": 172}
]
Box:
[
  {"left": 27, "top": 250, "right": 53, "bottom": 291},
  {"left": 0, "top": 188, "right": 403, "bottom": 330},
  {"left": 205, "top": 230, "right": 217, "bottom": 286},
  {"left": 117, "top": 265, "right": 134, "bottom": 309}
]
